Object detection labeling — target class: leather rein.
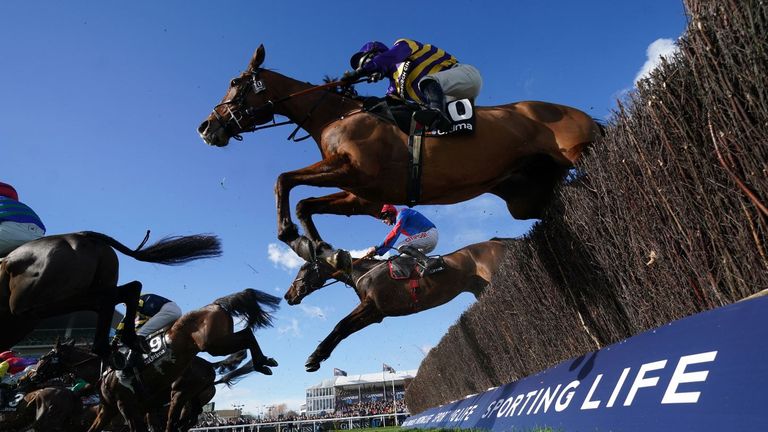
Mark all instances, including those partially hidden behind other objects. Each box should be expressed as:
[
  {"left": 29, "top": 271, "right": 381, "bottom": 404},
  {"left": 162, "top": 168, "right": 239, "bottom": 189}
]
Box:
[{"left": 211, "top": 69, "right": 363, "bottom": 142}]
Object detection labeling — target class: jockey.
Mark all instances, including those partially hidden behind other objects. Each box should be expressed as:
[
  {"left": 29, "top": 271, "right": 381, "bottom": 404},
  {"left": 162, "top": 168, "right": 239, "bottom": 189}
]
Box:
[
  {"left": 0, "top": 182, "right": 46, "bottom": 257},
  {"left": 115, "top": 293, "right": 181, "bottom": 371},
  {"left": 341, "top": 39, "right": 482, "bottom": 132},
  {"left": 365, "top": 205, "right": 441, "bottom": 276}
]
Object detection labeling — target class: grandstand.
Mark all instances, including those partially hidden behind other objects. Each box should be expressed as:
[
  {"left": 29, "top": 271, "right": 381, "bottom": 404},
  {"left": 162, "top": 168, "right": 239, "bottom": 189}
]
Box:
[
  {"left": 305, "top": 369, "right": 416, "bottom": 416},
  {"left": 13, "top": 310, "right": 124, "bottom": 356}
]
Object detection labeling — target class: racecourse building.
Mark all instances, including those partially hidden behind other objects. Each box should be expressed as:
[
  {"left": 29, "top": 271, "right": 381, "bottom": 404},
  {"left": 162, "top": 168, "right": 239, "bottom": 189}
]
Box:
[{"left": 305, "top": 369, "right": 416, "bottom": 416}]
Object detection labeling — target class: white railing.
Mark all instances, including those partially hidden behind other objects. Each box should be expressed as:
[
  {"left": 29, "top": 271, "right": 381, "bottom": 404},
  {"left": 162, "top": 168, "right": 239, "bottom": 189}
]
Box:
[{"left": 189, "top": 413, "right": 410, "bottom": 432}]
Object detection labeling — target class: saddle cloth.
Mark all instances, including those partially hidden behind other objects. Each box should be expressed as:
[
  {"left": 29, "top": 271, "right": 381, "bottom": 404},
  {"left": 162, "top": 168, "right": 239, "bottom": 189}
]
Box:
[
  {"left": 113, "top": 326, "right": 171, "bottom": 370},
  {"left": 363, "top": 97, "right": 476, "bottom": 136}
]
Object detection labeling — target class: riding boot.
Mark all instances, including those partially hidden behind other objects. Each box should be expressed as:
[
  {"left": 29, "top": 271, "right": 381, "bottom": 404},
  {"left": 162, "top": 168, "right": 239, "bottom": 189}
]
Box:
[
  {"left": 398, "top": 245, "right": 438, "bottom": 277},
  {"left": 413, "top": 79, "right": 452, "bottom": 132}
]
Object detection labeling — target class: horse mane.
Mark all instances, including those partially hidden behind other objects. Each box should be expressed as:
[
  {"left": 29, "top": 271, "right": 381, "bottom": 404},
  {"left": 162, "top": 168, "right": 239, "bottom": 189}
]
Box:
[{"left": 213, "top": 288, "right": 281, "bottom": 331}]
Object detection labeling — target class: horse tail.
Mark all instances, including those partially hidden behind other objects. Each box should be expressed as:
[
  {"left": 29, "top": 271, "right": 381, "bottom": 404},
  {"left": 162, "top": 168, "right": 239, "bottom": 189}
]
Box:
[
  {"left": 214, "top": 363, "right": 255, "bottom": 387},
  {"left": 77, "top": 231, "right": 222, "bottom": 265},
  {"left": 213, "top": 289, "right": 281, "bottom": 331},
  {"left": 210, "top": 350, "right": 248, "bottom": 374}
]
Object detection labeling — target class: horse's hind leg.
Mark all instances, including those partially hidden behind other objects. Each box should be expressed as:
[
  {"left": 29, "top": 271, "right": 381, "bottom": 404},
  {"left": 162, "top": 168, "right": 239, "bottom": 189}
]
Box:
[
  {"left": 493, "top": 155, "right": 568, "bottom": 219},
  {"left": 202, "top": 329, "right": 276, "bottom": 374},
  {"left": 306, "top": 301, "right": 383, "bottom": 372},
  {"left": 295, "top": 191, "right": 381, "bottom": 243},
  {"left": 113, "top": 281, "right": 143, "bottom": 347},
  {"left": 0, "top": 315, "right": 35, "bottom": 351}
]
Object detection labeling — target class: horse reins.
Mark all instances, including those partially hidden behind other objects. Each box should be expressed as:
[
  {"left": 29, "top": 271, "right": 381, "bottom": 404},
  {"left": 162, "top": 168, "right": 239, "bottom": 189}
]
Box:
[{"left": 213, "top": 70, "right": 366, "bottom": 142}]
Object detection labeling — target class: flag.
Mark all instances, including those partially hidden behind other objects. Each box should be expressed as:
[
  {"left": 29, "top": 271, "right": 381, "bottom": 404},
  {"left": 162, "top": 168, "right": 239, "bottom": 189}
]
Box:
[
  {"left": 333, "top": 368, "right": 347, "bottom": 376},
  {"left": 383, "top": 363, "right": 396, "bottom": 373}
]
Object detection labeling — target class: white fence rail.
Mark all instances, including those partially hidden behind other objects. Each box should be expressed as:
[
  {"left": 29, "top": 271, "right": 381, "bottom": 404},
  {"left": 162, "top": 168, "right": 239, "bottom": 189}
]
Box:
[{"left": 190, "top": 413, "right": 410, "bottom": 432}]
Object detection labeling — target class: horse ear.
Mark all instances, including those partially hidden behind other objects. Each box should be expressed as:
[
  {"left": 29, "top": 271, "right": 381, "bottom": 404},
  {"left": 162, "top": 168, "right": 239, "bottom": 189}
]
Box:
[{"left": 249, "top": 44, "right": 266, "bottom": 71}]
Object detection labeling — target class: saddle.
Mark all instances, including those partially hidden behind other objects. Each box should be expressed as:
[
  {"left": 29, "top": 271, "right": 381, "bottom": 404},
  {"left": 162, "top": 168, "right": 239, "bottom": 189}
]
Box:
[
  {"left": 387, "top": 255, "right": 445, "bottom": 280},
  {"left": 362, "top": 97, "right": 476, "bottom": 136}
]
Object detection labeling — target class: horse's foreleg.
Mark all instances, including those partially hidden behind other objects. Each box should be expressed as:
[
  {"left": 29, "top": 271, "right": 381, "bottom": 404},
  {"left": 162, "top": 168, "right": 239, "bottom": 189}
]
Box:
[
  {"left": 116, "top": 397, "right": 148, "bottom": 432},
  {"left": 165, "top": 389, "right": 188, "bottom": 432},
  {"left": 86, "top": 404, "right": 117, "bottom": 432},
  {"left": 275, "top": 155, "right": 354, "bottom": 243},
  {"left": 296, "top": 191, "right": 381, "bottom": 243},
  {"left": 306, "top": 302, "right": 383, "bottom": 372}
]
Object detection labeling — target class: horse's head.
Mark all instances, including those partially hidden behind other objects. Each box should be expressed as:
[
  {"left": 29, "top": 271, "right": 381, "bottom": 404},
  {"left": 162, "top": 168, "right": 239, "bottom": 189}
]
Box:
[
  {"left": 198, "top": 44, "right": 275, "bottom": 147},
  {"left": 284, "top": 260, "right": 335, "bottom": 306},
  {"left": 27, "top": 339, "right": 72, "bottom": 384}
]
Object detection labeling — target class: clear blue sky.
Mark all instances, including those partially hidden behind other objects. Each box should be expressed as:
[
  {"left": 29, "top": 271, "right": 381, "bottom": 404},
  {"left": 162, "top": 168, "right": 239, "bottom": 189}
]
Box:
[{"left": 1, "top": 1, "right": 686, "bottom": 413}]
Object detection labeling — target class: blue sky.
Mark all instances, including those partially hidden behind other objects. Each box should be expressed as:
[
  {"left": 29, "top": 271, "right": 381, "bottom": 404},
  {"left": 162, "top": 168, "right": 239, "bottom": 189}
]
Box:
[{"left": 1, "top": 1, "right": 686, "bottom": 413}]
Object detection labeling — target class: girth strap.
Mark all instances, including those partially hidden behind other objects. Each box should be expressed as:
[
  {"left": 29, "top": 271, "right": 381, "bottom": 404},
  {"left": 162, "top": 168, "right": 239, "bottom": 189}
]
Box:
[{"left": 407, "top": 114, "right": 426, "bottom": 207}]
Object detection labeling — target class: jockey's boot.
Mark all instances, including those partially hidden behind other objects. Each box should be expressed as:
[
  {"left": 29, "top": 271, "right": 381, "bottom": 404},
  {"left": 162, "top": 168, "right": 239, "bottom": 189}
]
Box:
[
  {"left": 398, "top": 245, "right": 439, "bottom": 277},
  {"left": 413, "top": 79, "right": 452, "bottom": 132}
]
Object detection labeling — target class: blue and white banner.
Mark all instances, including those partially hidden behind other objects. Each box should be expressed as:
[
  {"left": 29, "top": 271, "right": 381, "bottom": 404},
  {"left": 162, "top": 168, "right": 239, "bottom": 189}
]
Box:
[{"left": 402, "top": 295, "right": 768, "bottom": 431}]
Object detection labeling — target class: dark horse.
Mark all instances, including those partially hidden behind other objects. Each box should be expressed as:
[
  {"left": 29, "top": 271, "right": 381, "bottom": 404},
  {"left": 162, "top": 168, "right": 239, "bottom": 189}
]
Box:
[
  {"left": 1, "top": 344, "right": 245, "bottom": 432},
  {"left": 198, "top": 45, "right": 601, "bottom": 260},
  {"left": 88, "top": 288, "right": 280, "bottom": 432},
  {"left": 284, "top": 239, "right": 509, "bottom": 371},
  {"left": 0, "top": 231, "right": 221, "bottom": 357}
]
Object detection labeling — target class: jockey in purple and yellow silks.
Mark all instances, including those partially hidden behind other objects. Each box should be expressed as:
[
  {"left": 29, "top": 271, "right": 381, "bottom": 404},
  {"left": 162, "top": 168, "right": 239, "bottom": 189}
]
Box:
[
  {"left": 341, "top": 39, "right": 482, "bottom": 132},
  {"left": 365, "top": 204, "right": 441, "bottom": 276}
]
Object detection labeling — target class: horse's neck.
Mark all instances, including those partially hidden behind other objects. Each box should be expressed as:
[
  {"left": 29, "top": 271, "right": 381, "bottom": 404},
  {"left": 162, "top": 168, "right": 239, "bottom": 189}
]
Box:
[
  {"left": 349, "top": 259, "right": 387, "bottom": 289},
  {"left": 265, "top": 70, "right": 360, "bottom": 142}
]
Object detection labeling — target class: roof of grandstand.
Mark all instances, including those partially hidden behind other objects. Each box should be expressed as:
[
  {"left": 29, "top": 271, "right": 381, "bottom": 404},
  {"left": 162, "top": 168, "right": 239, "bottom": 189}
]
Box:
[{"left": 308, "top": 370, "right": 417, "bottom": 389}]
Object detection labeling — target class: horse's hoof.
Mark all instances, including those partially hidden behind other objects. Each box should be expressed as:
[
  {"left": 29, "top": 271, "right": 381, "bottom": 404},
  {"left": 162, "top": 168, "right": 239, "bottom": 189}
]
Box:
[
  {"left": 263, "top": 357, "right": 278, "bottom": 367},
  {"left": 254, "top": 364, "right": 273, "bottom": 375},
  {"left": 278, "top": 222, "right": 300, "bottom": 242},
  {"left": 305, "top": 362, "right": 320, "bottom": 372}
]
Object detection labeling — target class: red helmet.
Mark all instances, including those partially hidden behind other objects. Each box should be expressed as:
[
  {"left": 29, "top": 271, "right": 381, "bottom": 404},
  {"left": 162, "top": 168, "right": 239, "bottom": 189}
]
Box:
[
  {"left": 0, "top": 182, "right": 18, "bottom": 201},
  {"left": 379, "top": 204, "right": 398, "bottom": 219}
]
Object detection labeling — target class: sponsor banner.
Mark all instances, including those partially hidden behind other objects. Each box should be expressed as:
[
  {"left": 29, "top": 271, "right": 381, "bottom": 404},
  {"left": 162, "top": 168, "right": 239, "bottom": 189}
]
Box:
[{"left": 402, "top": 296, "right": 768, "bottom": 431}]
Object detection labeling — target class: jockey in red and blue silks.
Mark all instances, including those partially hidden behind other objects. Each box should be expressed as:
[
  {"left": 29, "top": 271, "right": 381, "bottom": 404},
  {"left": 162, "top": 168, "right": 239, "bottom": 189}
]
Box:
[{"left": 366, "top": 205, "right": 440, "bottom": 275}]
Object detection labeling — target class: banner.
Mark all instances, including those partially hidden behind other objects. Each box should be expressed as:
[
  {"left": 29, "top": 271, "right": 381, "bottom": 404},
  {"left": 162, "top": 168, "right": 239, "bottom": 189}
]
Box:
[{"left": 402, "top": 296, "right": 768, "bottom": 431}]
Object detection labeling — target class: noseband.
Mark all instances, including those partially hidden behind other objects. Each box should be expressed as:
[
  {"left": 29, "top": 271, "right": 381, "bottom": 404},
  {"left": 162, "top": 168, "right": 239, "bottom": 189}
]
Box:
[{"left": 211, "top": 70, "right": 283, "bottom": 141}]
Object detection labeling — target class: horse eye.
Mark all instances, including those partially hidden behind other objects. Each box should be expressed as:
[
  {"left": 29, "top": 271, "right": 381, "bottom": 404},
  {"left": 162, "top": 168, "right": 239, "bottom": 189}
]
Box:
[{"left": 230, "top": 78, "right": 240, "bottom": 87}]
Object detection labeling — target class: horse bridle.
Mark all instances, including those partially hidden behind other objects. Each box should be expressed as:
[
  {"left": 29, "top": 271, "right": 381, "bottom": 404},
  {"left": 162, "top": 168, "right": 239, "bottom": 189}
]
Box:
[
  {"left": 211, "top": 69, "right": 284, "bottom": 141},
  {"left": 210, "top": 68, "right": 362, "bottom": 142}
]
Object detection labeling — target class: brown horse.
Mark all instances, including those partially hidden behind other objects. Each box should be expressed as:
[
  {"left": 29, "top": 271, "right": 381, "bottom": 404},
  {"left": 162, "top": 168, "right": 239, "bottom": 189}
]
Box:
[
  {"left": 284, "top": 238, "right": 509, "bottom": 371},
  {"left": 0, "top": 231, "right": 221, "bottom": 357},
  {"left": 198, "top": 45, "right": 601, "bottom": 259},
  {"left": 88, "top": 288, "right": 280, "bottom": 432},
  {"left": 0, "top": 386, "right": 86, "bottom": 432}
]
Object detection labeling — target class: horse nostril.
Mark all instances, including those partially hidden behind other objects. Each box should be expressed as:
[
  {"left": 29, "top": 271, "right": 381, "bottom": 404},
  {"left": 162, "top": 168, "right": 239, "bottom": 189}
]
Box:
[{"left": 197, "top": 121, "right": 209, "bottom": 135}]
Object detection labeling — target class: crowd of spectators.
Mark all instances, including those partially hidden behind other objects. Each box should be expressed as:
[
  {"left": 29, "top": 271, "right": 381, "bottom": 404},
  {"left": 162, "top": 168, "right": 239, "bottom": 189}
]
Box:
[{"left": 194, "top": 400, "right": 408, "bottom": 428}]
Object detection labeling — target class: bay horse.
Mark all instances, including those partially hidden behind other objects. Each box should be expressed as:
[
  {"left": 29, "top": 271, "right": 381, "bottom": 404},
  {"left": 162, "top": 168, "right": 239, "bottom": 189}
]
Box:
[
  {"left": 284, "top": 238, "right": 509, "bottom": 371},
  {"left": 0, "top": 386, "right": 85, "bottom": 432},
  {"left": 198, "top": 45, "right": 601, "bottom": 260},
  {"left": 88, "top": 288, "right": 280, "bottom": 432},
  {"left": 0, "top": 231, "right": 221, "bottom": 357}
]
